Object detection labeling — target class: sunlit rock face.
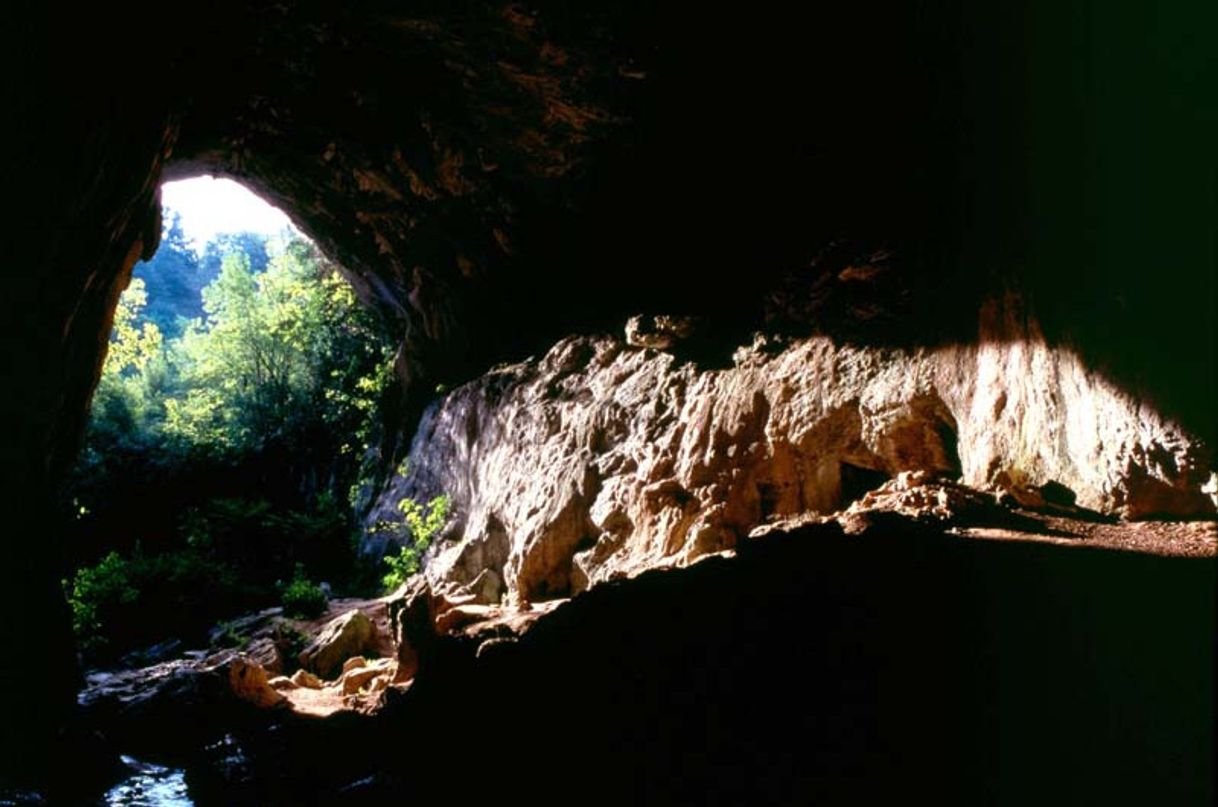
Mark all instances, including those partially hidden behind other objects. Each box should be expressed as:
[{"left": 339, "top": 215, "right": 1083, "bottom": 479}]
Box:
[{"left": 366, "top": 296, "right": 1212, "bottom": 604}]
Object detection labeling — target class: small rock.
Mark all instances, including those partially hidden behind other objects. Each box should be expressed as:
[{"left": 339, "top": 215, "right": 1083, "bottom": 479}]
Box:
[
  {"left": 342, "top": 656, "right": 368, "bottom": 675},
  {"left": 120, "top": 638, "right": 184, "bottom": 668},
  {"left": 475, "top": 636, "right": 517, "bottom": 660},
  {"left": 290, "top": 669, "right": 324, "bottom": 689},
  {"left": 991, "top": 471, "right": 1046, "bottom": 509}
]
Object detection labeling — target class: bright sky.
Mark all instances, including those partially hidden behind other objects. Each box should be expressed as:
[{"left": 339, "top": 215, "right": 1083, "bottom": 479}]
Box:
[{"left": 161, "top": 176, "right": 297, "bottom": 249}]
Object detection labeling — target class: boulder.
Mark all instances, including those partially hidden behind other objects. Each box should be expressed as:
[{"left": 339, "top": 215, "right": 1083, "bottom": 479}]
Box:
[
  {"left": 298, "top": 610, "right": 376, "bottom": 680},
  {"left": 78, "top": 650, "right": 288, "bottom": 757}
]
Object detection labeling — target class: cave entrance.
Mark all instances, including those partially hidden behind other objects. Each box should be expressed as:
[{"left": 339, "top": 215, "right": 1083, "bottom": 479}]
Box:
[{"left": 65, "top": 175, "right": 397, "bottom": 674}]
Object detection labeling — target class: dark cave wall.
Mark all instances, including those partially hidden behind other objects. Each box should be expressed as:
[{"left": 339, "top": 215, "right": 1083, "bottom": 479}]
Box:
[
  {"left": 0, "top": 0, "right": 1214, "bottom": 785},
  {"left": 1, "top": 3, "right": 180, "bottom": 777}
]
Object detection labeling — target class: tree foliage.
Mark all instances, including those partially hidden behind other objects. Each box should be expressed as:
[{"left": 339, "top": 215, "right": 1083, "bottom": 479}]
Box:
[
  {"left": 66, "top": 230, "right": 396, "bottom": 662},
  {"left": 381, "top": 494, "right": 450, "bottom": 591},
  {"left": 164, "top": 240, "right": 391, "bottom": 452},
  {"left": 132, "top": 212, "right": 210, "bottom": 338},
  {"left": 280, "top": 563, "right": 329, "bottom": 619}
]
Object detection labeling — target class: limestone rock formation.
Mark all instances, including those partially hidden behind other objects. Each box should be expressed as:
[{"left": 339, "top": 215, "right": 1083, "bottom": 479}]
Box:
[
  {"left": 841, "top": 470, "right": 1003, "bottom": 527},
  {"left": 366, "top": 304, "right": 1213, "bottom": 604}
]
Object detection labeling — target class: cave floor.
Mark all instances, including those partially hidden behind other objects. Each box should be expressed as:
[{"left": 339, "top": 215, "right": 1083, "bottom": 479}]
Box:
[
  {"left": 66, "top": 504, "right": 1216, "bottom": 805},
  {"left": 954, "top": 512, "right": 1217, "bottom": 557}
]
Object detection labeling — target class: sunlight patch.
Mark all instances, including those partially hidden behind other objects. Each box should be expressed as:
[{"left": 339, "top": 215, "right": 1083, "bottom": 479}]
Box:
[{"left": 161, "top": 176, "right": 297, "bottom": 250}]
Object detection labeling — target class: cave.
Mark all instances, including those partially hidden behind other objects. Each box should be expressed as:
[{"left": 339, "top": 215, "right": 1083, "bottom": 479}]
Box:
[{"left": 2, "top": 3, "right": 1215, "bottom": 804}]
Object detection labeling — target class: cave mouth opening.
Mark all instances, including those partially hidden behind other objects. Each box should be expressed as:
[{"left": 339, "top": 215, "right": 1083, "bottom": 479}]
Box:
[{"left": 64, "top": 174, "right": 398, "bottom": 677}]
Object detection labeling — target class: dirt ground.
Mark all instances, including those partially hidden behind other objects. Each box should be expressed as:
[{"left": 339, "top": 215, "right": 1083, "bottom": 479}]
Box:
[{"left": 954, "top": 511, "right": 1217, "bottom": 558}]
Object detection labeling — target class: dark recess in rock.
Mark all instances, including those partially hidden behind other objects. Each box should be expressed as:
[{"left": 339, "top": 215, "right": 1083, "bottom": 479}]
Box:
[{"left": 839, "top": 463, "right": 892, "bottom": 509}]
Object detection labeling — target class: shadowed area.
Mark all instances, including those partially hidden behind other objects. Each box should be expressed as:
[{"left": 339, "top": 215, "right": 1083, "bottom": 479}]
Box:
[{"left": 83, "top": 522, "right": 1213, "bottom": 806}]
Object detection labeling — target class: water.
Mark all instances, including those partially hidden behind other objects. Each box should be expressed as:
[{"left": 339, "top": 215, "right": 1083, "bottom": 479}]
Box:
[{"left": 103, "top": 757, "right": 193, "bottom": 807}]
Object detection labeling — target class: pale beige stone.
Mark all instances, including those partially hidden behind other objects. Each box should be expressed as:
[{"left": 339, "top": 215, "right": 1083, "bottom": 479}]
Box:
[{"left": 366, "top": 301, "right": 1213, "bottom": 604}]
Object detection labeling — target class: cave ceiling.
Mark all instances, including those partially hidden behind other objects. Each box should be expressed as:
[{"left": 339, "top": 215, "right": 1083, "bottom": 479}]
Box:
[{"left": 4, "top": 0, "right": 1214, "bottom": 488}]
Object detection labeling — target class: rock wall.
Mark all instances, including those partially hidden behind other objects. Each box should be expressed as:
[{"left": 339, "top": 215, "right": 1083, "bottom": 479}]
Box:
[{"left": 366, "top": 299, "right": 1213, "bottom": 603}]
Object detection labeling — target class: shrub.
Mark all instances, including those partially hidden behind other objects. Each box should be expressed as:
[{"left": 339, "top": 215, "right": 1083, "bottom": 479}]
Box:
[
  {"left": 381, "top": 494, "right": 450, "bottom": 591},
  {"left": 64, "top": 547, "right": 257, "bottom": 664},
  {"left": 65, "top": 551, "right": 138, "bottom": 654},
  {"left": 272, "top": 621, "right": 310, "bottom": 666},
  {"left": 280, "top": 563, "right": 329, "bottom": 618},
  {"left": 212, "top": 619, "right": 250, "bottom": 650}
]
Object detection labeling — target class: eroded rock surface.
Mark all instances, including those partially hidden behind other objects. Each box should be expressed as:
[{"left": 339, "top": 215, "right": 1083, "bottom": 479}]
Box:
[{"left": 367, "top": 304, "right": 1214, "bottom": 604}]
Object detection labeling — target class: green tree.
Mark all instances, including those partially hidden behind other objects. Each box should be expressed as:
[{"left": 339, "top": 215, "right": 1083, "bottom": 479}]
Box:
[
  {"left": 381, "top": 494, "right": 450, "bottom": 591},
  {"left": 103, "top": 278, "right": 163, "bottom": 378},
  {"left": 132, "top": 212, "right": 208, "bottom": 338},
  {"left": 81, "top": 279, "right": 171, "bottom": 464},
  {"left": 164, "top": 239, "right": 392, "bottom": 453},
  {"left": 67, "top": 232, "right": 395, "bottom": 659}
]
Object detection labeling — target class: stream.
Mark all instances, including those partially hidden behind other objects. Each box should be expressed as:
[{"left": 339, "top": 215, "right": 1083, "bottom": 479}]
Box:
[{"left": 103, "top": 757, "right": 192, "bottom": 807}]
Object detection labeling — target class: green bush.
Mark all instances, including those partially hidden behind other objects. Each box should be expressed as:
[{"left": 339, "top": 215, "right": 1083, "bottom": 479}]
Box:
[
  {"left": 212, "top": 619, "right": 251, "bottom": 650},
  {"left": 64, "top": 547, "right": 258, "bottom": 664},
  {"left": 280, "top": 563, "right": 329, "bottom": 618},
  {"left": 65, "top": 551, "right": 138, "bottom": 654},
  {"left": 381, "top": 494, "right": 450, "bottom": 592}
]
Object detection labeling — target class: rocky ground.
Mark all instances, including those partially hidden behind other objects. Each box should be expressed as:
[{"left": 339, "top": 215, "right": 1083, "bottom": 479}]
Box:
[
  {"left": 72, "top": 469, "right": 1215, "bottom": 803},
  {"left": 781, "top": 470, "right": 1218, "bottom": 558}
]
